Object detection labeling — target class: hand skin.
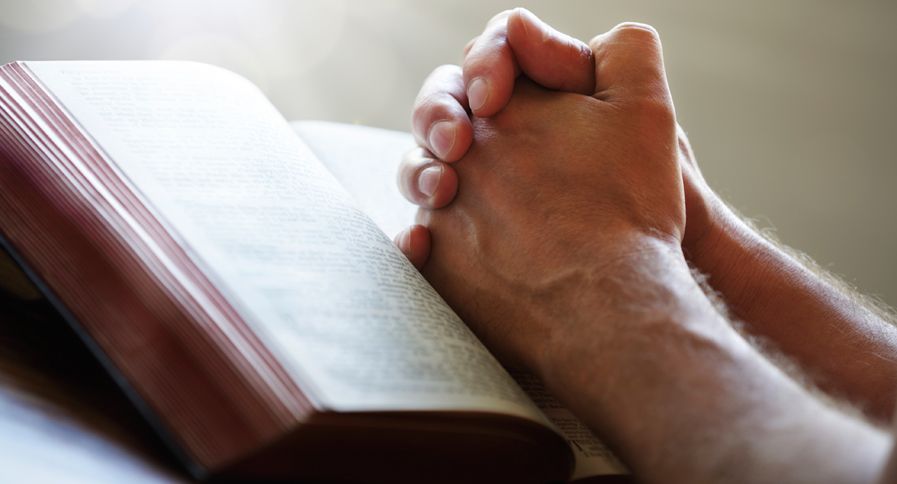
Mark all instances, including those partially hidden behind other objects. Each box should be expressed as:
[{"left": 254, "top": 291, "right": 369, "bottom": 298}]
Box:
[
  {"left": 418, "top": 74, "right": 686, "bottom": 368},
  {"left": 398, "top": 8, "right": 897, "bottom": 422},
  {"left": 402, "top": 25, "right": 890, "bottom": 483}
]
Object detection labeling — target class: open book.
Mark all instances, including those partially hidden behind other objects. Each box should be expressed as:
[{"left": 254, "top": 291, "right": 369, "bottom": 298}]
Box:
[{"left": 0, "top": 61, "right": 625, "bottom": 482}]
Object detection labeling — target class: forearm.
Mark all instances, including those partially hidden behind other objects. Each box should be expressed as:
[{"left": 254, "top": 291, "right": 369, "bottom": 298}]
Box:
[
  {"left": 537, "top": 237, "right": 890, "bottom": 484},
  {"left": 690, "top": 201, "right": 897, "bottom": 420}
]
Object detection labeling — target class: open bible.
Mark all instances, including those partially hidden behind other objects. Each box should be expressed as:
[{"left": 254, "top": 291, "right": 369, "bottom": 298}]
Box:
[{"left": 0, "top": 61, "right": 625, "bottom": 482}]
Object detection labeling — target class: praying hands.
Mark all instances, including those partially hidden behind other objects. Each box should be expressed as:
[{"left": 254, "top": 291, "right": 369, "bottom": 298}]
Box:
[{"left": 394, "top": 9, "right": 897, "bottom": 484}]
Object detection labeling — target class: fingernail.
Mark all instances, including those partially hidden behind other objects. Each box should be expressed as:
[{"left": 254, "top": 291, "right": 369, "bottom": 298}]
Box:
[
  {"left": 467, "top": 77, "right": 489, "bottom": 112},
  {"left": 428, "top": 120, "right": 456, "bottom": 159},
  {"left": 418, "top": 165, "right": 443, "bottom": 198}
]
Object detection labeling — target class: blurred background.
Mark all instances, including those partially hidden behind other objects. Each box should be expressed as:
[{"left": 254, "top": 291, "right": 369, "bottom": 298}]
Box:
[{"left": 1, "top": 0, "right": 896, "bottom": 308}]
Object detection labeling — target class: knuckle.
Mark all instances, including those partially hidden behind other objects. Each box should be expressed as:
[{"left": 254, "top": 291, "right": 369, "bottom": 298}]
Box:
[
  {"left": 628, "top": 95, "right": 676, "bottom": 130},
  {"left": 487, "top": 9, "right": 513, "bottom": 27},
  {"left": 463, "top": 36, "right": 478, "bottom": 55},
  {"left": 413, "top": 92, "right": 457, "bottom": 124},
  {"left": 611, "top": 22, "right": 661, "bottom": 45},
  {"left": 431, "top": 63, "right": 462, "bottom": 79},
  {"left": 632, "top": 95, "right": 673, "bottom": 118},
  {"left": 414, "top": 65, "right": 463, "bottom": 113},
  {"left": 414, "top": 93, "right": 457, "bottom": 122},
  {"left": 417, "top": 66, "right": 460, "bottom": 99}
]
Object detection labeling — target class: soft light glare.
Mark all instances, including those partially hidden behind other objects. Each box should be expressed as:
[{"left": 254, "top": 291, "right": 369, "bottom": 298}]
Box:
[
  {"left": 74, "top": 0, "right": 137, "bottom": 19},
  {"left": 157, "top": 32, "right": 269, "bottom": 90},
  {"left": 0, "top": 0, "right": 80, "bottom": 32}
]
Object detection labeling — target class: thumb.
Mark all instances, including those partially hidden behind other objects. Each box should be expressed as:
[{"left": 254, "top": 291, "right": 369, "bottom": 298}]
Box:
[
  {"left": 589, "top": 22, "right": 672, "bottom": 102},
  {"left": 505, "top": 8, "right": 595, "bottom": 95},
  {"left": 463, "top": 8, "right": 594, "bottom": 116}
]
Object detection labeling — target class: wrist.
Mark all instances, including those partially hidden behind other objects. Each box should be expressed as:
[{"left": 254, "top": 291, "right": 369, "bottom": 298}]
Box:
[
  {"left": 535, "top": 234, "right": 724, "bottom": 390},
  {"left": 533, "top": 236, "right": 777, "bottom": 472},
  {"left": 684, "top": 194, "right": 778, "bottom": 314}
]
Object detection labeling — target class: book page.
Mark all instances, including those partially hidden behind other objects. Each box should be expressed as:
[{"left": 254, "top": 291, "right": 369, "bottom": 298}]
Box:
[
  {"left": 511, "top": 373, "right": 626, "bottom": 479},
  {"left": 24, "top": 61, "right": 544, "bottom": 421},
  {"left": 292, "top": 122, "right": 417, "bottom": 240},
  {"left": 294, "top": 121, "right": 627, "bottom": 478}
]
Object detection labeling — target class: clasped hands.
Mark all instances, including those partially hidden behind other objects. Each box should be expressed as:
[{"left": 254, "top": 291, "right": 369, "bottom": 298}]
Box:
[
  {"left": 391, "top": 10, "right": 897, "bottom": 483},
  {"left": 394, "top": 9, "right": 723, "bottom": 370}
]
